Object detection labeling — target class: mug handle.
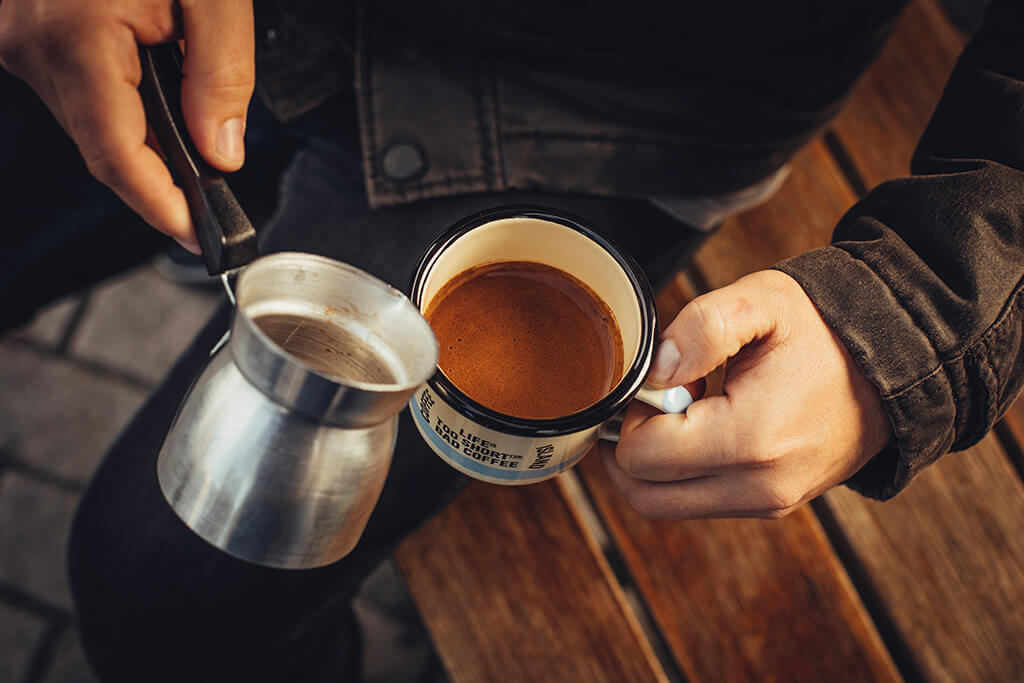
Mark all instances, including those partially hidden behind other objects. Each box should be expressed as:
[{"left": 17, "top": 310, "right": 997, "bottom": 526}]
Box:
[{"left": 598, "top": 384, "right": 693, "bottom": 443}]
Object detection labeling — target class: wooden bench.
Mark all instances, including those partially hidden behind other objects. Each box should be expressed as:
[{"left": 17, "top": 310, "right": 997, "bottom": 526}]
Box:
[{"left": 394, "top": 2, "right": 1024, "bottom": 680}]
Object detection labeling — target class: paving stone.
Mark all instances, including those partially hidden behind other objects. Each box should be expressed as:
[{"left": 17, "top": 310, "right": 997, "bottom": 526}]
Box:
[
  {"left": 0, "top": 473, "right": 79, "bottom": 610},
  {"left": 0, "top": 343, "right": 147, "bottom": 482},
  {"left": 70, "top": 265, "right": 223, "bottom": 385},
  {"left": 44, "top": 630, "right": 97, "bottom": 683},
  {"left": 9, "top": 296, "right": 83, "bottom": 349},
  {"left": 0, "top": 601, "right": 47, "bottom": 683},
  {"left": 354, "top": 559, "right": 447, "bottom": 683}
]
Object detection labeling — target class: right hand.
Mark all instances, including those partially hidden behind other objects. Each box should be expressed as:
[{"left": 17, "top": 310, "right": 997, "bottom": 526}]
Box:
[
  {"left": 0, "top": 0, "right": 255, "bottom": 252},
  {"left": 600, "top": 270, "right": 892, "bottom": 520}
]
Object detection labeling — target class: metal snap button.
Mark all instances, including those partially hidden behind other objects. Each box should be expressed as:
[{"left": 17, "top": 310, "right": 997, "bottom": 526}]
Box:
[{"left": 381, "top": 143, "right": 426, "bottom": 182}]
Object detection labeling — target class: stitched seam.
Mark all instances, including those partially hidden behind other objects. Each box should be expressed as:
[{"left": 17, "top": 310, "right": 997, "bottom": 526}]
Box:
[
  {"left": 489, "top": 57, "right": 507, "bottom": 188},
  {"left": 973, "top": 284, "right": 1024, "bottom": 421},
  {"left": 977, "top": 334, "right": 998, "bottom": 433},
  {"left": 835, "top": 245, "right": 1024, "bottom": 402},
  {"left": 354, "top": 0, "right": 379, "bottom": 189},
  {"left": 952, "top": 342, "right": 991, "bottom": 450},
  {"left": 374, "top": 176, "right": 488, "bottom": 193},
  {"left": 505, "top": 131, "right": 693, "bottom": 146},
  {"left": 472, "top": 58, "right": 495, "bottom": 190},
  {"left": 829, "top": 245, "right": 947, "bottom": 398},
  {"left": 503, "top": 130, "right": 783, "bottom": 151}
]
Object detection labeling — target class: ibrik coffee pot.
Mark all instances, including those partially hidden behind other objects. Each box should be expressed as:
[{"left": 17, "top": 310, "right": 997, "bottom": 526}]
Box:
[{"left": 141, "top": 45, "right": 438, "bottom": 569}]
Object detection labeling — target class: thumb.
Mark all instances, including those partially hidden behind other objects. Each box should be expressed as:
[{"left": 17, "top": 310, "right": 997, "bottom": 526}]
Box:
[
  {"left": 648, "top": 271, "right": 781, "bottom": 387},
  {"left": 179, "top": 0, "right": 255, "bottom": 171}
]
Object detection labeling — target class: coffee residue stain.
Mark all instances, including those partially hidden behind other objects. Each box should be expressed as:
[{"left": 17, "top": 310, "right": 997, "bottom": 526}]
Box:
[{"left": 254, "top": 313, "right": 397, "bottom": 384}]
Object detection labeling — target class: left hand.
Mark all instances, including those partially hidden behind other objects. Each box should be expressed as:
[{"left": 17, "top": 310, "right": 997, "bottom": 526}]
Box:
[{"left": 600, "top": 269, "right": 893, "bottom": 519}]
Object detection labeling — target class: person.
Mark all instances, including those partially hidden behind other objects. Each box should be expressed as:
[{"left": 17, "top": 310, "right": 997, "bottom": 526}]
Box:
[{"left": 0, "top": 0, "right": 1020, "bottom": 680}]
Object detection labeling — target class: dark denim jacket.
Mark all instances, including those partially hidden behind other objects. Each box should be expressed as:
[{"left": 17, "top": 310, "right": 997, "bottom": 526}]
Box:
[{"left": 254, "top": 0, "right": 1024, "bottom": 499}]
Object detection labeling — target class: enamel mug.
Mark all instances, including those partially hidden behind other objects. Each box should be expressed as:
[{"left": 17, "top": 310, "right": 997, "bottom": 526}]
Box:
[{"left": 408, "top": 206, "right": 691, "bottom": 485}]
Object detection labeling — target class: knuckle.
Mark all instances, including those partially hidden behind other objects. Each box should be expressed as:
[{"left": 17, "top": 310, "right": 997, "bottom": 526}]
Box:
[
  {"left": 190, "top": 60, "right": 255, "bottom": 95},
  {"left": 759, "top": 506, "right": 795, "bottom": 520},
  {"left": 740, "top": 437, "right": 777, "bottom": 468},
  {"left": 759, "top": 482, "right": 802, "bottom": 516},
  {"left": 28, "top": 2, "right": 109, "bottom": 65},
  {"left": 742, "top": 427, "right": 784, "bottom": 468},
  {"left": 747, "top": 445, "right": 779, "bottom": 467},
  {"left": 142, "top": 6, "right": 179, "bottom": 41},
  {"left": 626, "top": 488, "right": 661, "bottom": 519},
  {"left": 614, "top": 447, "right": 640, "bottom": 479},
  {"left": 689, "top": 296, "right": 728, "bottom": 352},
  {"left": 215, "top": 60, "right": 255, "bottom": 90},
  {"left": 82, "top": 148, "right": 124, "bottom": 187}
]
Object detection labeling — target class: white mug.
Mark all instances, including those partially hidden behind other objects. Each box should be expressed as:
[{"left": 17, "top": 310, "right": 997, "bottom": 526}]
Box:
[{"left": 409, "top": 206, "right": 690, "bottom": 485}]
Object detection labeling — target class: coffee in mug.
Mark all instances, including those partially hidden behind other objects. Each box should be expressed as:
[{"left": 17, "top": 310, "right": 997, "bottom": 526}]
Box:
[
  {"left": 425, "top": 260, "right": 624, "bottom": 420},
  {"left": 408, "top": 206, "right": 690, "bottom": 485}
]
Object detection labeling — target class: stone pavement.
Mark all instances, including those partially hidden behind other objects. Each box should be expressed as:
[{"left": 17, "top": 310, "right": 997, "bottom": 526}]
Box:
[
  {"left": 0, "top": 261, "right": 444, "bottom": 683},
  {"left": 0, "top": 263, "right": 221, "bottom": 682}
]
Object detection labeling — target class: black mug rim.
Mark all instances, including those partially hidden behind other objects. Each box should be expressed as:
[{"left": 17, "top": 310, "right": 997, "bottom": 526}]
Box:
[{"left": 409, "top": 205, "right": 657, "bottom": 437}]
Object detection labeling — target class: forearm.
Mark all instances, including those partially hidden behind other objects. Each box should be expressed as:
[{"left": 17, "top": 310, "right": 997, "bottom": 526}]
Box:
[{"left": 777, "top": 0, "right": 1024, "bottom": 499}]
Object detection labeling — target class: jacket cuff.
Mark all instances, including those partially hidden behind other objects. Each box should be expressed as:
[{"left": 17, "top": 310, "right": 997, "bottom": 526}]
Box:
[{"left": 774, "top": 247, "right": 958, "bottom": 500}]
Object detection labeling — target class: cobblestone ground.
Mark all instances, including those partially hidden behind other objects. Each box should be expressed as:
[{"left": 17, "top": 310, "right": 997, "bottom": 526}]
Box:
[
  {"left": 0, "top": 264, "right": 221, "bottom": 682},
  {"left": 0, "top": 262, "right": 443, "bottom": 683}
]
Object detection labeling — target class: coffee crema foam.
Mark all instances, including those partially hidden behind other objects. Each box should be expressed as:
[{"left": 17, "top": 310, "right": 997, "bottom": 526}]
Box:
[{"left": 425, "top": 261, "right": 624, "bottom": 420}]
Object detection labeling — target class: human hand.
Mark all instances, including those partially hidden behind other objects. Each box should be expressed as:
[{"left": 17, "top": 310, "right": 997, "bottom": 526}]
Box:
[
  {"left": 0, "top": 0, "right": 255, "bottom": 252},
  {"left": 600, "top": 270, "right": 893, "bottom": 519}
]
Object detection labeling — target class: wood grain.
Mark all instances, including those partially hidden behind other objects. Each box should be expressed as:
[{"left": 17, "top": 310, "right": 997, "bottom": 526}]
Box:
[
  {"left": 829, "top": 0, "right": 965, "bottom": 194},
  {"left": 691, "top": 140, "right": 856, "bottom": 286},
  {"left": 577, "top": 454, "right": 901, "bottom": 683},
  {"left": 818, "top": 4, "right": 1024, "bottom": 678},
  {"left": 1001, "top": 400, "right": 1024, "bottom": 475},
  {"left": 571, "top": 184, "right": 901, "bottom": 681},
  {"left": 686, "top": 18, "right": 1024, "bottom": 674},
  {"left": 394, "top": 481, "right": 667, "bottom": 683},
  {"left": 823, "top": 435, "right": 1024, "bottom": 682}
]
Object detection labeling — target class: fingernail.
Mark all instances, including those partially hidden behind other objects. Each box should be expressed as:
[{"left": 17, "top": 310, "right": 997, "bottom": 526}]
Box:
[
  {"left": 216, "top": 117, "right": 244, "bottom": 165},
  {"left": 649, "top": 339, "right": 681, "bottom": 384}
]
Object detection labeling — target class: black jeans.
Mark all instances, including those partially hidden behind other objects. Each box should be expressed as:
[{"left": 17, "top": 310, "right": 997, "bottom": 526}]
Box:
[{"left": 2, "top": 74, "right": 707, "bottom": 682}]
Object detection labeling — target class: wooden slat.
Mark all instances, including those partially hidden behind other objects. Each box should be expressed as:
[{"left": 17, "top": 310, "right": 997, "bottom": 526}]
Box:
[
  {"left": 824, "top": 436, "right": 1024, "bottom": 681},
  {"left": 394, "top": 481, "right": 667, "bottom": 682},
  {"left": 693, "top": 150, "right": 1024, "bottom": 680},
  {"left": 574, "top": 142, "right": 899, "bottom": 682},
  {"left": 577, "top": 457, "right": 900, "bottom": 682},
  {"left": 691, "top": 140, "right": 856, "bottom": 284},
  {"left": 819, "top": 4, "right": 1024, "bottom": 678},
  {"left": 829, "top": 0, "right": 965, "bottom": 194},
  {"left": 1001, "top": 401, "right": 1024, "bottom": 474},
  {"left": 683, "top": 11, "right": 1024, "bottom": 672}
]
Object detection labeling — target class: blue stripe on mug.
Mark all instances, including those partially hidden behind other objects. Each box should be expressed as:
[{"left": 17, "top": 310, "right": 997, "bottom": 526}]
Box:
[{"left": 410, "top": 402, "right": 585, "bottom": 481}]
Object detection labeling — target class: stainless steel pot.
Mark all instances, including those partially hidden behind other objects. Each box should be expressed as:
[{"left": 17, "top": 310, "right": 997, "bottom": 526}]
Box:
[
  {"left": 140, "top": 45, "right": 438, "bottom": 568},
  {"left": 157, "top": 253, "right": 437, "bottom": 569}
]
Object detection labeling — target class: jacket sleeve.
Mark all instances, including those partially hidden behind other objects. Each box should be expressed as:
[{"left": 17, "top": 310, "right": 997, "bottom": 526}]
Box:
[{"left": 774, "top": 0, "right": 1024, "bottom": 500}]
